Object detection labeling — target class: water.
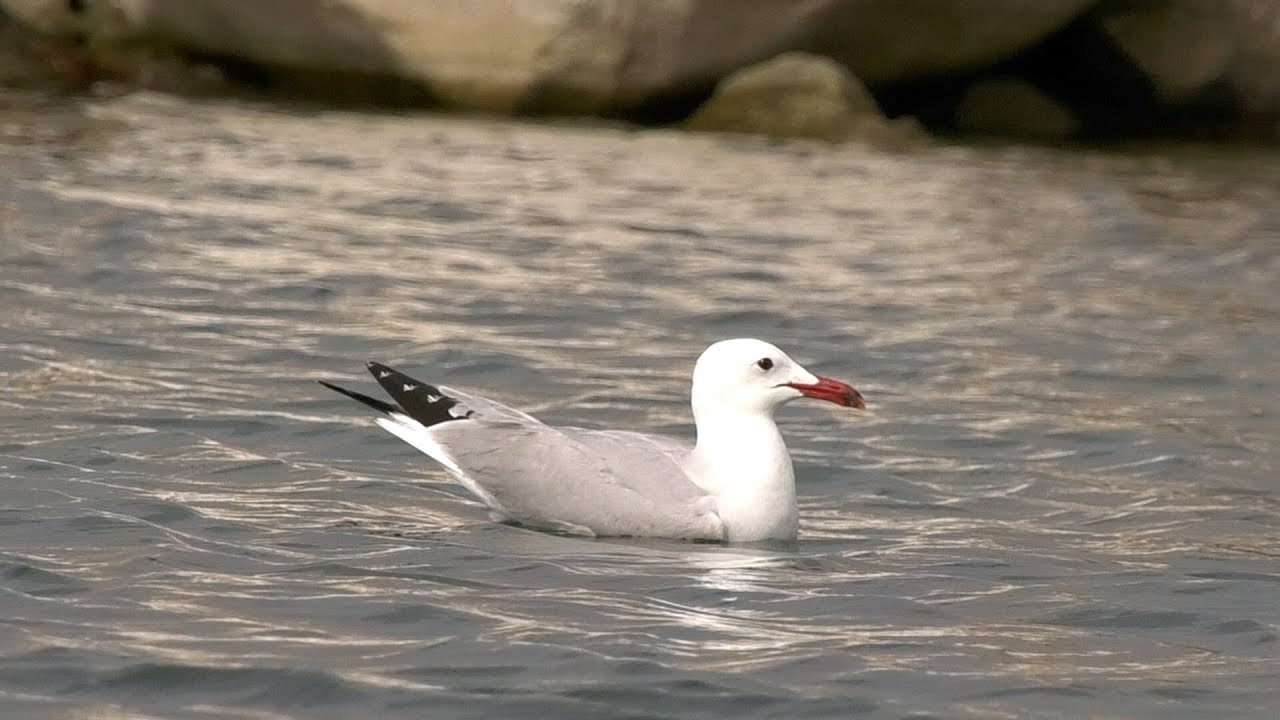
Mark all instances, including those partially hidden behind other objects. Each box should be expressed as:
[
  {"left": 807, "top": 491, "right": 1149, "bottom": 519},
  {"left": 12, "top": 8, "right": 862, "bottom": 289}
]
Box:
[{"left": 1, "top": 91, "right": 1277, "bottom": 719}]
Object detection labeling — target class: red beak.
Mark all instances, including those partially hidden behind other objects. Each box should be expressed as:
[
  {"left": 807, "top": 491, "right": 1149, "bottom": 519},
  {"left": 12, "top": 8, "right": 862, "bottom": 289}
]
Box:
[{"left": 787, "top": 376, "right": 866, "bottom": 409}]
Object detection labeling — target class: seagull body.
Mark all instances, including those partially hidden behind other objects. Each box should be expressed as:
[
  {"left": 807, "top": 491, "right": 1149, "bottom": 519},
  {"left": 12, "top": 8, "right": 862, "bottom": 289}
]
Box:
[{"left": 321, "top": 339, "right": 864, "bottom": 542}]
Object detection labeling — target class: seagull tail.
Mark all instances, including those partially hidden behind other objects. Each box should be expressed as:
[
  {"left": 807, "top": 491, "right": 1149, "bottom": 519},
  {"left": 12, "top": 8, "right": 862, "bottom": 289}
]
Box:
[
  {"left": 318, "top": 381, "right": 400, "bottom": 415},
  {"left": 321, "top": 371, "right": 507, "bottom": 516}
]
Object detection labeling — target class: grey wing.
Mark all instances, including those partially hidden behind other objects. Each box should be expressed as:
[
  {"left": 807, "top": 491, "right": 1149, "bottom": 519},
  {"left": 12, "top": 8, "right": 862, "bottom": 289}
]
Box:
[
  {"left": 438, "top": 385, "right": 544, "bottom": 426},
  {"left": 581, "top": 429, "right": 694, "bottom": 459},
  {"left": 428, "top": 421, "right": 723, "bottom": 540}
]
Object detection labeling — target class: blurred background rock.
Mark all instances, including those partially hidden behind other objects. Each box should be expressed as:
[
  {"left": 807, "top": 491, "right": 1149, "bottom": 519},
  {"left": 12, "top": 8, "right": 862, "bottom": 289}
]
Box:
[{"left": 2, "top": 0, "right": 1278, "bottom": 142}]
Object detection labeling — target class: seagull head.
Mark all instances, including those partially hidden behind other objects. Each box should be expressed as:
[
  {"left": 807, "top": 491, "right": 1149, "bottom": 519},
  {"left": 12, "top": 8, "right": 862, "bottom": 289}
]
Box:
[{"left": 690, "top": 338, "right": 865, "bottom": 418}]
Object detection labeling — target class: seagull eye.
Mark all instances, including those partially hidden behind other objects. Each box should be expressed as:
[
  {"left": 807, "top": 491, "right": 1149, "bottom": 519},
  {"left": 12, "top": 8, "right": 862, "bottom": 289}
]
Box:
[{"left": 756, "top": 358, "right": 774, "bottom": 371}]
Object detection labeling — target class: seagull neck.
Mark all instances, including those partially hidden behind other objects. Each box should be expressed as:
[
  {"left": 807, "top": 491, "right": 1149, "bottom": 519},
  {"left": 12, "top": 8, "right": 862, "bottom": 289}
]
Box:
[{"left": 690, "top": 410, "right": 798, "bottom": 541}]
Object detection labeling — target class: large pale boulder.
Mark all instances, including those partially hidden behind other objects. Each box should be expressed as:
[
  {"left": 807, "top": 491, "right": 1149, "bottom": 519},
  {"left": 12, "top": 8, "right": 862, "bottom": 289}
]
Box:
[
  {"left": 1095, "top": 0, "right": 1280, "bottom": 120},
  {"left": 685, "top": 52, "right": 889, "bottom": 141},
  {"left": 18, "top": 0, "right": 1271, "bottom": 137},
  {"left": 1, "top": 0, "right": 1096, "bottom": 115},
  {"left": 808, "top": 0, "right": 1097, "bottom": 83},
  {"left": 91, "top": 0, "right": 540, "bottom": 110},
  {"left": 1097, "top": 0, "right": 1236, "bottom": 103},
  {"left": 69, "top": 0, "right": 833, "bottom": 114}
]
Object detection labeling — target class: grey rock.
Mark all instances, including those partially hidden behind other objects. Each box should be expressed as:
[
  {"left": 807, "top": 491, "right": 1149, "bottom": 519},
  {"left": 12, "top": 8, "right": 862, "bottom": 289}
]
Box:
[
  {"left": 812, "top": 0, "right": 1097, "bottom": 83},
  {"left": 1098, "top": 0, "right": 1236, "bottom": 103},
  {"left": 0, "top": 0, "right": 1099, "bottom": 114},
  {"left": 685, "top": 52, "right": 889, "bottom": 141},
  {"left": 5, "top": 0, "right": 1274, "bottom": 138}
]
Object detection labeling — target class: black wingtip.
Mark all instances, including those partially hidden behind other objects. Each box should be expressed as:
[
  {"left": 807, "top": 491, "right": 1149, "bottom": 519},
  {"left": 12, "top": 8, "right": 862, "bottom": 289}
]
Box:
[{"left": 360, "top": 362, "right": 469, "bottom": 428}]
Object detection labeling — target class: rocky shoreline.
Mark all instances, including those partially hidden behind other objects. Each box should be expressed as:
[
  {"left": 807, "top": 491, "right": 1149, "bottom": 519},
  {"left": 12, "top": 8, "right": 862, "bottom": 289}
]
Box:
[{"left": 2, "top": 0, "right": 1277, "bottom": 142}]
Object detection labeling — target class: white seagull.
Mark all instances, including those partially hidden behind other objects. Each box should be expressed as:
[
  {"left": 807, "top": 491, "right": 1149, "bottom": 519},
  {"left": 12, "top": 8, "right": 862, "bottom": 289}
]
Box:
[{"left": 321, "top": 338, "right": 864, "bottom": 542}]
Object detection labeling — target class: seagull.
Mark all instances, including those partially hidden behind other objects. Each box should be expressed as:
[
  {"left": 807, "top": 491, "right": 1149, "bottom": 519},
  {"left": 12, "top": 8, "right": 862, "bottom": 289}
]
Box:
[{"left": 320, "top": 338, "right": 865, "bottom": 542}]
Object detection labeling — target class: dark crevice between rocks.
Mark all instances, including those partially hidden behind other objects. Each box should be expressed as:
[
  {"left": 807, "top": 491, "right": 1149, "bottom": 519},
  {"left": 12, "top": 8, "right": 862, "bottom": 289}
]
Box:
[
  {"left": 870, "top": 13, "right": 1246, "bottom": 142},
  {"left": 1003, "top": 14, "right": 1159, "bottom": 138},
  {"left": 620, "top": 14, "right": 1182, "bottom": 140},
  {"left": 871, "top": 15, "right": 1151, "bottom": 139},
  {"left": 1156, "top": 81, "right": 1248, "bottom": 141},
  {"left": 166, "top": 51, "right": 442, "bottom": 109},
  {"left": 871, "top": 76, "right": 969, "bottom": 133},
  {"left": 613, "top": 85, "right": 717, "bottom": 127},
  {"left": 516, "top": 76, "right": 717, "bottom": 124}
]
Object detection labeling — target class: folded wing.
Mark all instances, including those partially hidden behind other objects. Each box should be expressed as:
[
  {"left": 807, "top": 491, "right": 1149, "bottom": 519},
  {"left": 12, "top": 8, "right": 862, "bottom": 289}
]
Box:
[{"left": 322, "top": 364, "right": 723, "bottom": 540}]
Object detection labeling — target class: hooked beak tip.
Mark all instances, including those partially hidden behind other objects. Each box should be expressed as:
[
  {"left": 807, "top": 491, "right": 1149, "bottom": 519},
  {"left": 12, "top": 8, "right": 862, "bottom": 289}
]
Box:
[
  {"left": 787, "top": 376, "right": 866, "bottom": 410},
  {"left": 847, "top": 389, "right": 867, "bottom": 410}
]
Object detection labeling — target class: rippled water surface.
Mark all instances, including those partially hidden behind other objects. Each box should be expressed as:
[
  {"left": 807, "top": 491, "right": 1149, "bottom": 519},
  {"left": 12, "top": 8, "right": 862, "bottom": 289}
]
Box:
[{"left": 1, "top": 92, "right": 1278, "bottom": 719}]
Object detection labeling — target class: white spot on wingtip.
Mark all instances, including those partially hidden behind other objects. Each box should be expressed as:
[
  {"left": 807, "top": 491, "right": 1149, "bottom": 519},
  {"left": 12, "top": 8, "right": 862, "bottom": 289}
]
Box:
[
  {"left": 427, "top": 393, "right": 441, "bottom": 403},
  {"left": 403, "top": 383, "right": 417, "bottom": 391},
  {"left": 378, "top": 370, "right": 390, "bottom": 378}
]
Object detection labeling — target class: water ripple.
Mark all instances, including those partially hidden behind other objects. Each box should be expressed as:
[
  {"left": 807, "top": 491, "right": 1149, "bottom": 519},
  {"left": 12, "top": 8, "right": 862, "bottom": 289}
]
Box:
[{"left": 0, "top": 92, "right": 1276, "bottom": 719}]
